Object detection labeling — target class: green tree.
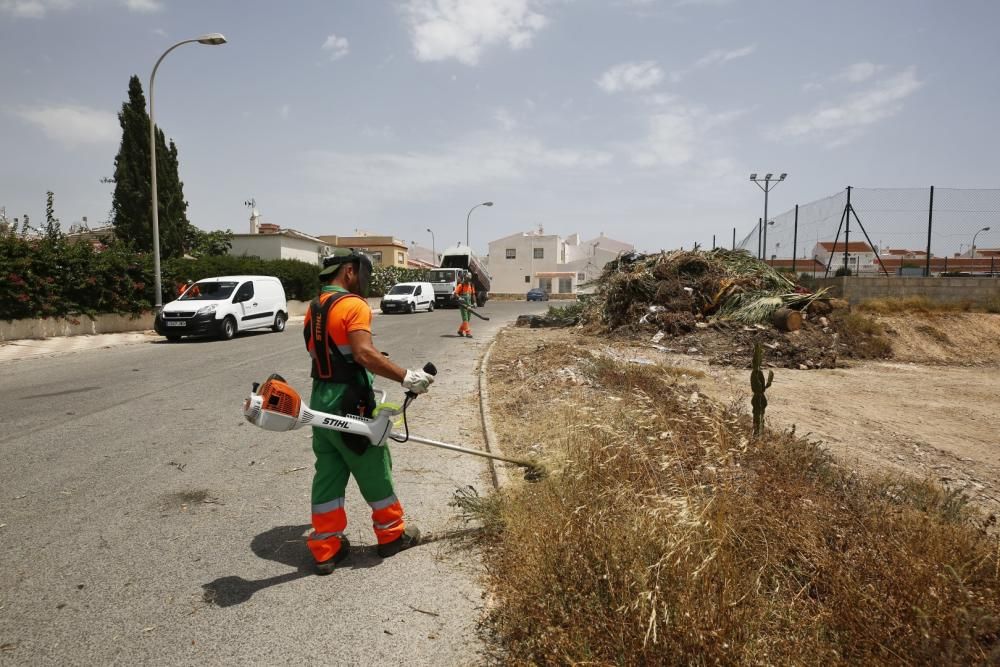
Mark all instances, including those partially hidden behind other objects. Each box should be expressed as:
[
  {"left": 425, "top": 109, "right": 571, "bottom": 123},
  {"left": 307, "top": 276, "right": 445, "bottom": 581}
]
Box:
[
  {"left": 110, "top": 75, "right": 191, "bottom": 259},
  {"left": 185, "top": 228, "right": 234, "bottom": 257}
]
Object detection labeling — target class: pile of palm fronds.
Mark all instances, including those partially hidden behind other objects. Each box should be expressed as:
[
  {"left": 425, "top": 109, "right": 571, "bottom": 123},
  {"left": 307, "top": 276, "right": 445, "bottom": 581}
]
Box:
[{"left": 583, "top": 248, "right": 828, "bottom": 329}]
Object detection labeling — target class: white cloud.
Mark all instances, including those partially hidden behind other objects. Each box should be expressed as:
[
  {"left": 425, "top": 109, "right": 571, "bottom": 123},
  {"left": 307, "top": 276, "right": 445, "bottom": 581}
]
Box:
[
  {"left": 674, "top": 0, "right": 737, "bottom": 8},
  {"left": 16, "top": 105, "right": 119, "bottom": 146},
  {"left": 403, "top": 0, "right": 548, "bottom": 66},
  {"left": 0, "top": 0, "right": 74, "bottom": 18},
  {"left": 693, "top": 44, "right": 756, "bottom": 68},
  {"left": 670, "top": 44, "right": 755, "bottom": 82},
  {"left": 300, "top": 133, "right": 611, "bottom": 214},
  {"left": 835, "top": 62, "right": 884, "bottom": 83},
  {"left": 494, "top": 108, "right": 518, "bottom": 131},
  {"left": 322, "top": 33, "right": 350, "bottom": 60},
  {"left": 597, "top": 61, "right": 664, "bottom": 94},
  {"left": 631, "top": 103, "right": 745, "bottom": 167},
  {"left": 773, "top": 67, "right": 923, "bottom": 146},
  {"left": 1, "top": 0, "right": 160, "bottom": 16},
  {"left": 801, "top": 81, "right": 823, "bottom": 93},
  {"left": 123, "top": 0, "right": 161, "bottom": 12}
]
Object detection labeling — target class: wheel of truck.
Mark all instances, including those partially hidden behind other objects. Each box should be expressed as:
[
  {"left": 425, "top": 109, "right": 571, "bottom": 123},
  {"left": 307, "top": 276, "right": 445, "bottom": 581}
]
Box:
[
  {"left": 220, "top": 316, "right": 237, "bottom": 341},
  {"left": 272, "top": 311, "right": 287, "bottom": 332},
  {"left": 428, "top": 300, "right": 434, "bottom": 312},
  {"left": 408, "top": 302, "right": 416, "bottom": 314},
  {"left": 476, "top": 292, "right": 487, "bottom": 307}
]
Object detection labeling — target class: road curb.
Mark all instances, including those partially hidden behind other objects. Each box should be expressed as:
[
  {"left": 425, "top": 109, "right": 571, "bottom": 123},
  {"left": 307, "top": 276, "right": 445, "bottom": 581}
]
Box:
[{"left": 478, "top": 332, "right": 512, "bottom": 490}]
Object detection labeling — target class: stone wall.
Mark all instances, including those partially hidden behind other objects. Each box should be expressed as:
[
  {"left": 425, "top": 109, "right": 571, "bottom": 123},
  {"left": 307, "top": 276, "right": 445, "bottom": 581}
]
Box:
[{"left": 815, "top": 277, "right": 1000, "bottom": 305}]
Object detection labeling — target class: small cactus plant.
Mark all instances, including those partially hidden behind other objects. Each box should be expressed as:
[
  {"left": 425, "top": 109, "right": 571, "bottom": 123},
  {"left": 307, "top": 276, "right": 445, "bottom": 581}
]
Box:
[{"left": 751, "top": 343, "right": 774, "bottom": 439}]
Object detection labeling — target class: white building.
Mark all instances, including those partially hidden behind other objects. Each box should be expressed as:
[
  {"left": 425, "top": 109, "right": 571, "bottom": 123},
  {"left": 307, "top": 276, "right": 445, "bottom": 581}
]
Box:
[
  {"left": 227, "top": 206, "right": 330, "bottom": 265},
  {"left": 812, "top": 240, "right": 877, "bottom": 273},
  {"left": 487, "top": 230, "right": 633, "bottom": 295},
  {"left": 229, "top": 228, "right": 331, "bottom": 265}
]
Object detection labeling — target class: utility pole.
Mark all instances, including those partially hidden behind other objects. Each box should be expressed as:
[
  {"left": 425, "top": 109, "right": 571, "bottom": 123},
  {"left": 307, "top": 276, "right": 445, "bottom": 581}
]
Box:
[{"left": 750, "top": 173, "right": 787, "bottom": 259}]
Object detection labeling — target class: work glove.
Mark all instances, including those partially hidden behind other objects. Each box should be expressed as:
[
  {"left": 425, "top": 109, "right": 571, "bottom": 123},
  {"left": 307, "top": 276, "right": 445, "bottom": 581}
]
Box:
[{"left": 402, "top": 369, "right": 434, "bottom": 395}]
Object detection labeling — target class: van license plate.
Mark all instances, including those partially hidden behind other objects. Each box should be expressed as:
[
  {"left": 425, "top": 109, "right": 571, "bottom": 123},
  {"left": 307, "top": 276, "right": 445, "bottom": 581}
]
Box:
[{"left": 166, "top": 321, "right": 186, "bottom": 327}]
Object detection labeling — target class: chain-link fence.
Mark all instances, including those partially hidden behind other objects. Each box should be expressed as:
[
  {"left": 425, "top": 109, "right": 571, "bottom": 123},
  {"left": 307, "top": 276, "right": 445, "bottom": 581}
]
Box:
[{"left": 734, "top": 187, "right": 1000, "bottom": 277}]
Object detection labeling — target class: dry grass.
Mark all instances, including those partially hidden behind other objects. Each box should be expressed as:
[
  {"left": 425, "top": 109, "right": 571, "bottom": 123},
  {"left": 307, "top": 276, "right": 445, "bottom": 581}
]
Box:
[
  {"left": 858, "top": 296, "right": 975, "bottom": 314},
  {"left": 474, "top": 328, "right": 1000, "bottom": 665},
  {"left": 831, "top": 311, "right": 893, "bottom": 359}
]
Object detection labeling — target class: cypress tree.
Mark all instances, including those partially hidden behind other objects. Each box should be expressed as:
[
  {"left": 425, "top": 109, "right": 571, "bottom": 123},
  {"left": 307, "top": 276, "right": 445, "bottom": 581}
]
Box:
[{"left": 110, "top": 75, "right": 191, "bottom": 259}]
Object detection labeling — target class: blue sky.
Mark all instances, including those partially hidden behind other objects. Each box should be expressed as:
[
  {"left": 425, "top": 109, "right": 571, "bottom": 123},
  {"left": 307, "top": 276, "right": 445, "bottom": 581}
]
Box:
[{"left": 2, "top": 0, "right": 999, "bottom": 255}]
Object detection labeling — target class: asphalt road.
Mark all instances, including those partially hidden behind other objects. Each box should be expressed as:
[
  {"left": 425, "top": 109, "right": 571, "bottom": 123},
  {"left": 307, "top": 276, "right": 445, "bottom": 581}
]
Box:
[{"left": 0, "top": 300, "right": 549, "bottom": 665}]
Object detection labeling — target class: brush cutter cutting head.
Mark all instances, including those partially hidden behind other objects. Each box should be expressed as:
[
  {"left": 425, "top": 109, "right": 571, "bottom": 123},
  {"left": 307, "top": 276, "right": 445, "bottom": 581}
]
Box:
[{"left": 243, "top": 374, "right": 306, "bottom": 431}]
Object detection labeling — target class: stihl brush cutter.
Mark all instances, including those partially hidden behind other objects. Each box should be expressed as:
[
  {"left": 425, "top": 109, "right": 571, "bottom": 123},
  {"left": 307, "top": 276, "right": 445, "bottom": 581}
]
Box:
[{"left": 242, "top": 363, "right": 544, "bottom": 480}]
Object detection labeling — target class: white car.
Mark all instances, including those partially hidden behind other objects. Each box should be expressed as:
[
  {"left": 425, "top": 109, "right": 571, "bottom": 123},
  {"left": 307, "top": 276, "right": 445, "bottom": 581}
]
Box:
[
  {"left": 379, "top": 281, "right": 435, "bottom": 314},
  {"left": 155, "top": 275, "right": 288, "bottom": 341}
]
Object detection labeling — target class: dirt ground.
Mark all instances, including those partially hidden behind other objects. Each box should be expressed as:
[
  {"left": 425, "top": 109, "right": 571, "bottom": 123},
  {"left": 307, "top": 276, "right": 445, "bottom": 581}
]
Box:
[{"left": 490, "top": 313, "right": 1000, "bottom": 513}]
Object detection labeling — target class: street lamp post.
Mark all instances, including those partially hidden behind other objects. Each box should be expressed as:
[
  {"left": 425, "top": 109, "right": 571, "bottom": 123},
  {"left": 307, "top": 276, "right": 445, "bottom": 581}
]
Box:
[
  {"left": 466, "top": 201, "right": 493, "bottom": 249},
  {"left": 750, "top": 173, "right": 787, "bottom": 260},
  {"left": 149, "top": 33, "right": 227, "bottom": 311},
  {"left": 971, "top": 226, "right": 991, "bottom": 260},
  {"left": 426, "top": 228, "right": 436, "bottom": 265}
]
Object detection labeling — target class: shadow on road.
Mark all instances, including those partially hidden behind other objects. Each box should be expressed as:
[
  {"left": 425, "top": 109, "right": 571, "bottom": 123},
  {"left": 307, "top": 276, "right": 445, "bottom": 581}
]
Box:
[{"left": 201, "top": 524, "right": 381, "bottom": 607}]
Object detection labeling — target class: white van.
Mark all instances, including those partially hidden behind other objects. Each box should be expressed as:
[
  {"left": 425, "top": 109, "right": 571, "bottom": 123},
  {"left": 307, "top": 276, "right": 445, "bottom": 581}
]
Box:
[
  {"left": 154, "top": 275, "right": 288, "bottom": 341},
  {"left": 379, "top": 281, "right": 435, "bottom": 314}
]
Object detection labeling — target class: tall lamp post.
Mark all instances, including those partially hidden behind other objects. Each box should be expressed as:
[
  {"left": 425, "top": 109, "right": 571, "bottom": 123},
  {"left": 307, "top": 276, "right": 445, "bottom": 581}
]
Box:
[
  {"left": 971, "top": 226, "right": 991, "bottom": 260},
  {"left": 149, "top": 33, "right": 227, "bottom": 310},
  {"left": 750, "top": 173, "right": 786, "bottom": 260},
  {"left": 466, "top": 201, "right": 493, "bottom": 249},
  {"left": 426, "top": 228, "right": 436, "bottom": 265}
]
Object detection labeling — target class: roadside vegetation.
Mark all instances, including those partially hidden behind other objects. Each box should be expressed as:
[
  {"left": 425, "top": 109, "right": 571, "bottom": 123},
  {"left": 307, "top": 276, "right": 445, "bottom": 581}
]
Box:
[{"left": 473, "top": 329, "right": 1000, "bottom": 664}]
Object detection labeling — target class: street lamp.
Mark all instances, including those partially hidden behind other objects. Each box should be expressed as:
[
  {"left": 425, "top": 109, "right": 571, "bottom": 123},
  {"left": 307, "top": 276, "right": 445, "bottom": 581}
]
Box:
[
  {"left": 971, "top": 226, "right": 991, "bottom": 260},
  {"left": 750, "top": 173, "right": 786, "bottom": 260},
  {"left": 426, "top": 228, "right": 436, "bottom": 265},
  {"left": 149, "top": 33, "right": 227, "bottom": 310},
  {"left": 466, "top": 201, "right": 493, "bottom": 249}
]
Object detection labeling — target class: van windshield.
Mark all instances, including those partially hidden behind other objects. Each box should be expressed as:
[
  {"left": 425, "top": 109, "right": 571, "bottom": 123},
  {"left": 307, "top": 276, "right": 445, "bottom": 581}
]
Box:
[
  {"left": 179, "top": 281, "right": 238, "bottom": 301},
  {"left": 428, "top": 270, "right": 456, "bottom": 283},
  {"left": 388, "top": 285, "right": 415, "bottom": 295}
]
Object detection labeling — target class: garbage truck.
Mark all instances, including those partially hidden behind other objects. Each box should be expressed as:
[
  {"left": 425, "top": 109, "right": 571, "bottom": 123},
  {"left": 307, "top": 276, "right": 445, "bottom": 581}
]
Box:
[{"left": 429, "top": 245, "right": 491, "bottom": 308}]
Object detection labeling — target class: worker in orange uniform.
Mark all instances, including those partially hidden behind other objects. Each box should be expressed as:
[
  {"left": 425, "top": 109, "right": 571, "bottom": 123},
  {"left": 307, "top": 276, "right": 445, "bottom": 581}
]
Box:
[
  {"left": 454, "top": 274, "right": 476, "bottom": 337},
  {"left": 304, "top": 248, "right": 435, "bottom": 575}
]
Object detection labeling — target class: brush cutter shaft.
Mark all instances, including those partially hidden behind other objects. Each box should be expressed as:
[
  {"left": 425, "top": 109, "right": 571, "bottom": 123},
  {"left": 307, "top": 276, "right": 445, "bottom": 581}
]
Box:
[
  {"left": 406, "top": 434, "right": 536, "bottom": 468},
  {"left": 457, "top": 303, "right": 490, "bottom": 321}
]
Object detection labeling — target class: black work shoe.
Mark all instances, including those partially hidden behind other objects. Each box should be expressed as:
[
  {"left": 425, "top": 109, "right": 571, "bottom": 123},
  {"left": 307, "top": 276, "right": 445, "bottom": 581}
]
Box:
[
  {"left": 377, "top": 526, "right": 421, "bottom": 558},
  {"left": 314, "top": 537, "right": 351, "bottom": 576}
]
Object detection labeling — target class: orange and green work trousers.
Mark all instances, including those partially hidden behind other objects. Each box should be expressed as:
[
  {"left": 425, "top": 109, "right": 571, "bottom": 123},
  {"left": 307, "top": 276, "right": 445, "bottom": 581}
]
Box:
[
  {"left": 457, "top": 293, "right": 473, "bottom": 336},
  {"left": 307, "top": 380, "right": 406, "bottom": 564}
]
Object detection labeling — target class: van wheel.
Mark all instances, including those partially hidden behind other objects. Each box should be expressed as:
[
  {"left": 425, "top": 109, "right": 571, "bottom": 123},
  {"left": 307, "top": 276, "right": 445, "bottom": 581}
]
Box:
[
  {"left": 428, "top": 301, "right": 434, "bottom": 312},
  {"left": 220, "top": 316, "right": 237, "bottom": 341},
  {"left": 408, "top": 302, "right": 416, "bottom": 314},
  {"left": 272, "top": 311, "right": 287, "bottom": 332}
]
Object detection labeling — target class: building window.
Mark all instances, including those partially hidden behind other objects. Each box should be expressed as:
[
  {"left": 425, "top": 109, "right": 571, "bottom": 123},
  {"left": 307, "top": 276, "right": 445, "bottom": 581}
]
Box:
[
  {"left": 524, "top": 275, "right": 530, "bottom": 283},
  {"left": 577, "top": 272, "right": 585, "bottom": 281},
  {"left": 506, "top": 248, "right": 516, "bottom": 259},
  {"left": 397, "top": 251, "right": 405, "bottom": 264},
  {"left": 559, "top": 277, "right": 572, "bottom": 294},
  {"left": 533, "top": 247, "right": 544, "bottom": 259},
  {"left": 369, "top": 251, "right": 383, "bottom": 265}
]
